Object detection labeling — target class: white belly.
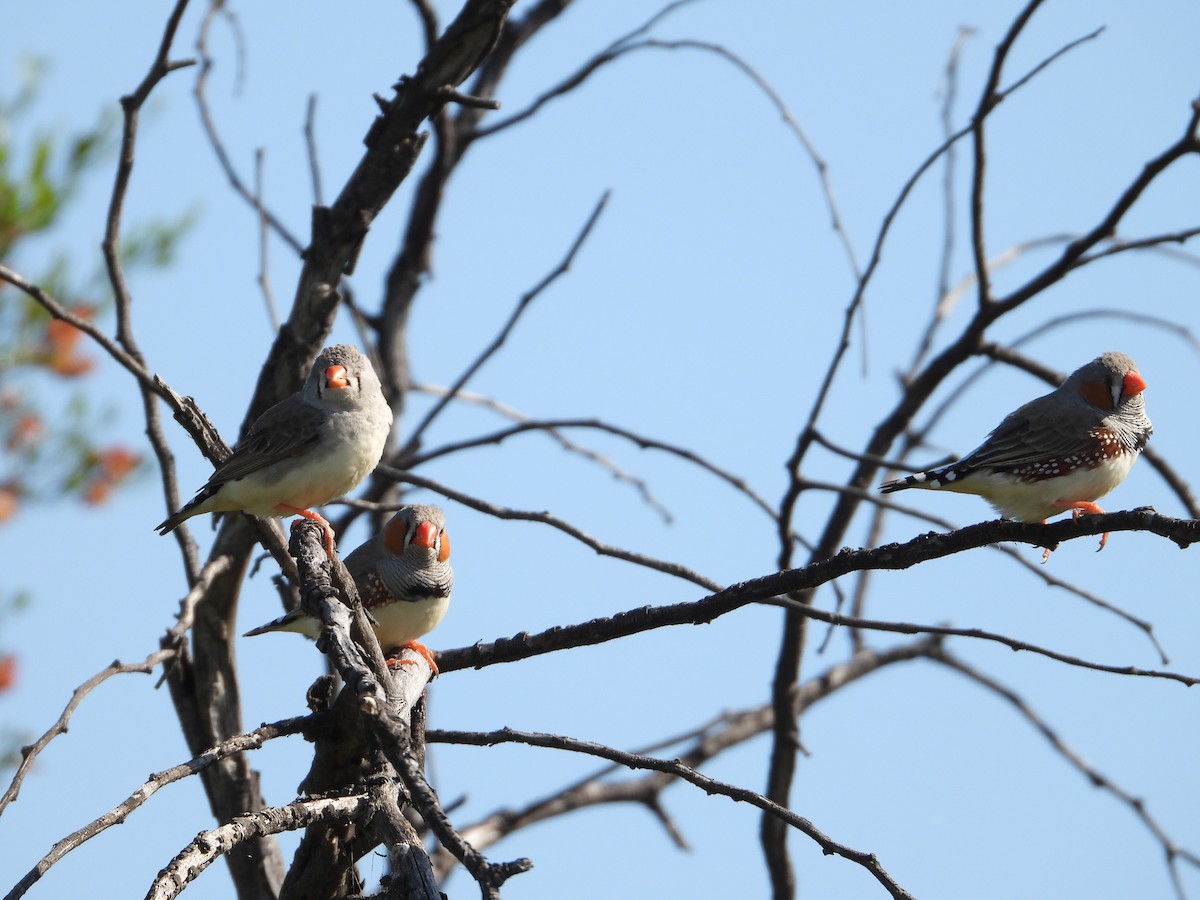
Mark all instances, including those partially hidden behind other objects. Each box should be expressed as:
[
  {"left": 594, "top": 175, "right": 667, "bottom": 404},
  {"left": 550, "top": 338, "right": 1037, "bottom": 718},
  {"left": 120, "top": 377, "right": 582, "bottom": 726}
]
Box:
[
  {"left": 369, "top": 595, "right": 450, "bottom": 651},
  {"left": 211, "top": 412, "right": 388, "bottom": 516},
  {"left": 957, "top": 452, "right": 1138, "bottom": 522}
]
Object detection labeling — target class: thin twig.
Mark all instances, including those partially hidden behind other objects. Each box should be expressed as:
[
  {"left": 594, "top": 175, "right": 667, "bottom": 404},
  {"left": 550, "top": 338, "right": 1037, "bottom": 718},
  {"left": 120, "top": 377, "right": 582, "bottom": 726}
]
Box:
[
  {"left": 0, "top": 653, "right": 176, "bottom": 817},
  {"left": 934, "top": 650, "right": 1200, "bottom": 898},
  {"left": 397, "top": 191, "right": 610, "bottom": 456},
  {"left": 435, "top": 509, "right": 1200, "bottom": 685},
  {"left": 144, "top": 795, "right": 373, "bottom": 900},
  {"left": 253, "top": 147, "right": 281, "bottom": 330},
  {"left": 303, "top": 94, "right": 324, "bottom": 206},
  {"left": 406, "top": 409, "right": 784, "bottom": 526},
  {"left": 431, "top": 727, "right": 916, "bottom": 900},
  {"left": 470, "top": 0, "right": 705, "bottom": 140},
  {"left": 193, "top": 2, "right": 305, "bottom": 255},
  {"left": 100, "top": 0, "right": 200, "bottom": 580},
  {"left": 378, "top": 466, "right": 724, "bottom": 591},
  {"left": 4, "top": 716, "right": 314, "bottom": 900},
  {"left": 405, "top": 404, "right": 677, "bottom": 524}
]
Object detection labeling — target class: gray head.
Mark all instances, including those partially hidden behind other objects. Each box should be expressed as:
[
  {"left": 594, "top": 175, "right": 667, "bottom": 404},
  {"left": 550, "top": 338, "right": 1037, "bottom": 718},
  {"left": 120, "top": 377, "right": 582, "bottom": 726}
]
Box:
[
  {"left": 1054, "top": 351, "right": 1151, "bottom": 452},
  {"left": 1058, "top": 351, "right": 1146, "bottom": 416},
  {"left": 370, "top": 504, "right": 453, "bottom": 599},
  {"left": 302, "top": 344, "right": 384, "bottom": 409}
]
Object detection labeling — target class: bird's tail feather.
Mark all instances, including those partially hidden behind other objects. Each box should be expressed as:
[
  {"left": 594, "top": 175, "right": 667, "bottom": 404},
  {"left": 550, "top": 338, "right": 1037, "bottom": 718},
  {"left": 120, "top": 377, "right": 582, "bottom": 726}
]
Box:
[{"left": 154, "top": 485, "right": 219, "bottom": 534}]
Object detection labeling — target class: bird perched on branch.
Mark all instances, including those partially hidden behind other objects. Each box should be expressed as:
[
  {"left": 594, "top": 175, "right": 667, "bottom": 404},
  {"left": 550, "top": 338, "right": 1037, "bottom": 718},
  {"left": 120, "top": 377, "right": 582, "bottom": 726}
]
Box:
[
  {"left": 879, "top": 351, "right": 1152, "bottom": 556},
  {"left": 245, "top": 504, "right": 453, "bottom": 673},
  {"left": 155, "top": 344, "right": 392, "bottom": 553}
]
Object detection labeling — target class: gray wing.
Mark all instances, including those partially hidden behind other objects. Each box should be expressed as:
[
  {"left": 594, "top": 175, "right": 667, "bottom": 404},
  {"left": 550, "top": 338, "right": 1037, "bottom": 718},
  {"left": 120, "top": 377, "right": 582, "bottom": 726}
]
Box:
[
  {"left": 343, "top": 536, "right": 380, "bottom": 582},
  {"left": 956, "top": 397, "right": 1096, "bottom": 471},
  {"left": 206, "top": 398, "right": 326, "bottom": 486}
]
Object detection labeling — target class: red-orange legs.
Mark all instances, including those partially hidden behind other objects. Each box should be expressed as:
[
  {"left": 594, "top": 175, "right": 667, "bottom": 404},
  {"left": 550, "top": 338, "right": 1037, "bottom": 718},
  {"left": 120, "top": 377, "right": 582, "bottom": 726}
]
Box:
[
  {"left": 1038, "top": 519, "right": 1053, "bottom": 563},
  {"left": 1049, "top": 499, "right": 1109, "bottom": 557},
  {"left": 385, "top": 641, "right": 439, "bottom": 677},
  {"left": 280, "top": 504, "right": 337, "bottom": 556}
]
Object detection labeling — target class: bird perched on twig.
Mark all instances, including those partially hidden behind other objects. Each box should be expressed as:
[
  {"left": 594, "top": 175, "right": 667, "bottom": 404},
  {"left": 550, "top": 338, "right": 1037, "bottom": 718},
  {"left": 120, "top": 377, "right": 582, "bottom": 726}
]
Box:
[
  {"left": 245, "top": 504, "right": 453, "bottom": 674},
  {"left": 879, "top": 351, "right": 1152, "bottom": 557},
  {"left": 155, "top": 344, "right": 392, "bottom": 553}
]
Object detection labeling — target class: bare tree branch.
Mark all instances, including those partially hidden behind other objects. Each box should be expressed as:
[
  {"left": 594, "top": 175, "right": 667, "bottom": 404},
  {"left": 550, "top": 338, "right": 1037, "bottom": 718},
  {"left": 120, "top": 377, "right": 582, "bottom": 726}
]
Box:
[
  {"left": 4, "top": 715, "right": 313, "bottom": 900},
  {"left": 429, "top": 638, "right": 939, "bottom": 876},
  {"left": 432, "top": 727, "right": 917, "bottom": 900},
  {"left": 193, "top": 1, "right": 306, "bottom": 255},
  {"left": 0, "top": 654, "right": 175, "bottom": 818},
  {"left": 933, "top": 649, "right": 1200, "bottom": 897},
  {"left": 379, "top": 467, "right": 724, "bottom": 590},
  {"left": 146, "top": 795, "right": 374, "bottom": 900},
  {"left": 436, "top": 509, "right": 1200, "bottom": 684},
  {"left": 404, "top": 413, "right": 778, "bottom": 526},
  {"left": 252, "top": 147, "right": 281, "bottom": 330},
  {"left": 397, "top": 191, "right": 610, "bottom": 458}
]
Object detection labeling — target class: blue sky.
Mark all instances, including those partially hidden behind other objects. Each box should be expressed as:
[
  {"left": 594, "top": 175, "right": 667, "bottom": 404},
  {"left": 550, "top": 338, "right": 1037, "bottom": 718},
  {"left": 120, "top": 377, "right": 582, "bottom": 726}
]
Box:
[{"left": 3, "top": 2, "right": 1200, "bottom": 898}]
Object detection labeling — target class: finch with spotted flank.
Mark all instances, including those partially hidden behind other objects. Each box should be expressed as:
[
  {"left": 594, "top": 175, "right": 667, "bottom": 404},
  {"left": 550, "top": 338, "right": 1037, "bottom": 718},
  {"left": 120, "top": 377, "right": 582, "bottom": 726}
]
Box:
[
  {"left": 245, "top": 504, "right": 453, "bottom": 673},
  {"left": 879, "top": 352, "right": 1151, "bottom": 556}
]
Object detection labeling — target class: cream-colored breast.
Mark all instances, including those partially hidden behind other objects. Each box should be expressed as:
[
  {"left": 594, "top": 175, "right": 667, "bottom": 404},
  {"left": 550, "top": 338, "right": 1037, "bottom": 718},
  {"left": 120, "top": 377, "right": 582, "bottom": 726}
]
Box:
[
  {"left": 210, "top": 410, "right": 388, "bottom": 516},
  {"left": 968, "top": 452, "right": 1138, "bottom": 522},
  {"left": 369, "top": 595, "right": 450, "bottom": 650}
]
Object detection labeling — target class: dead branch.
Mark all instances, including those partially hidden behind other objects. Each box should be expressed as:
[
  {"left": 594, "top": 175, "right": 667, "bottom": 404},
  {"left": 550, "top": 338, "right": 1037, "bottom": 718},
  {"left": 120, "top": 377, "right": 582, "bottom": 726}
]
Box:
[
  {"left": 4, "top": 715, "right": 313, "bottom": 900},
  {"left": 432, "top": 726, "right": 916, "bottom": 900},
  {"left": 380, "top": 467, "right": 724, "bottom": 590},
  {"left": 0, "top": 654, "right": 175, "bottom": 817},
  {"left": 397, "top": 191, "right": 610, "bottom": 458},
  {"left": 145, "top": 795, "right": 374, "bottom": 900},
  {"left": 429, "top": 638, "right": 939, "bottom": 876},
  {"left": 933, "top": 649, "right": 1200, "bottom": 896},
  {"left": 289, "top": 521, "right": 532, "bottom": 898},
  {"left": 435, "top": 509, "right": 1200, "bottom": 683}
]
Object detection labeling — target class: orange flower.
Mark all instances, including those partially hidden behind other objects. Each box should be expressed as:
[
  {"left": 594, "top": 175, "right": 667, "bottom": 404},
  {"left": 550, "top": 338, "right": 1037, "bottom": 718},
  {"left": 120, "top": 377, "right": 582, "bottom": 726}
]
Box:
[
  {"left": 0, "top": 485, "right": 17, "bottom": 523},
  {"left": 0, "top": 656, "right": 15, "bottom": 691},
  {"left": 99, "top": 446, "right": 139, "bottom": 481},
  {"left": 43, "top": 308, "right": 97, "bottom": 378},
  {"left": 46, "top": 317, "right": 84, "bottom": 353},
  {"left": 6, "top": 413, "right": 44, "bottom": 451},
  {"left": 84, "top": 479, "right": 113, "bottom": 506},
  {"left": 0, "top": 657, "right": 15, "bottom": 696},
  {"left": 47, "top": 349, "right": 95, "bottom": 377}
]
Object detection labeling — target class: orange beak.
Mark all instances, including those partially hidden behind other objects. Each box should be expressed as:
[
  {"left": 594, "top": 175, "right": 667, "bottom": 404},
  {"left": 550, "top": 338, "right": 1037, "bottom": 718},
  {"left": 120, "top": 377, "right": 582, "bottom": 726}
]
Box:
[
  {"left": 325, "top": 365, "right": 351, "bottom": 389},
  {"left": 1122, "top": 370, "right": 1146, "bottom": 397},
  {"left": 412, "top": 521, "right": 438, "bottom": 550}
]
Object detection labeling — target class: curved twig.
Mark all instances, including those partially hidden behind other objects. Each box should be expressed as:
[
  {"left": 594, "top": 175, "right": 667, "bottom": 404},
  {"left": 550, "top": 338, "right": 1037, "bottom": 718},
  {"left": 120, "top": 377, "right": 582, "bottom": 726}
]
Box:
[
  {"left": 405, "top": 399, "right": 676, "bottom": 524},
  {"left": 428, "top": 638, "right": 939, "bottom": 878},
  {"left": 144, "top": 795, "right": 373, "bottom": 900},
  {"left": 934, "top": 649, "right": 1200, "bottom": 898},
  {"left": 397, "top": 191, "right": 609, "bottom": 458},
  {"left": 432, "top": 726, "right": 916, "bottom": 900},
  {"left": 406, "top": 413, "right": 778, "bottom": 527},
  {"left": 436, "top": 509, "right": 1200, "bottom": 686},
  {"left": 377, "top": 467, "right": 724, "bottom": 591},
  {"left": 4, "top": 715, "right": 313, "bottom": 900},
  {"left": 193, "top": 3, "right": 305, "bottom": 255},
  {"left": 0, "top": 653, "right": 175, "bottom": 817}
]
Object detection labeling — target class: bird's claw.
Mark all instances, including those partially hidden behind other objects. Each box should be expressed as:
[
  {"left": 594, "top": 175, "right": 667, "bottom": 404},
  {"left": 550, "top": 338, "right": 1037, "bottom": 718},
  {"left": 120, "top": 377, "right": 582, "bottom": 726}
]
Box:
[{"left": 386, "top": 641, "right": 439, "bottom": 677}]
